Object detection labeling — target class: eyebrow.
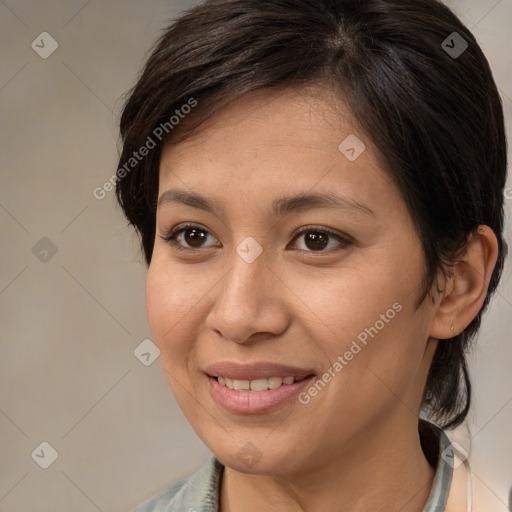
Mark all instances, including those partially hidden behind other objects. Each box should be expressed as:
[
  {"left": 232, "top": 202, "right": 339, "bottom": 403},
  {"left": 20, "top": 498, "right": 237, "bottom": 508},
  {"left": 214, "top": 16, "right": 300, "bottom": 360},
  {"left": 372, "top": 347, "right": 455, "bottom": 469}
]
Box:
[{"left": 158, "top": 189, "right": 375, "bottom": 217}]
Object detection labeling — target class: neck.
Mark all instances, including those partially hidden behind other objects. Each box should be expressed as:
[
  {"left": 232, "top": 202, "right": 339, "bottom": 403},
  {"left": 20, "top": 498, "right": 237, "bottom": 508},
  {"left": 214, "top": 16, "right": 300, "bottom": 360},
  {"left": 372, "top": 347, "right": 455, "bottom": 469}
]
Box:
[{"left": 220, "top": 416, "right": 435, "bottom": 512}]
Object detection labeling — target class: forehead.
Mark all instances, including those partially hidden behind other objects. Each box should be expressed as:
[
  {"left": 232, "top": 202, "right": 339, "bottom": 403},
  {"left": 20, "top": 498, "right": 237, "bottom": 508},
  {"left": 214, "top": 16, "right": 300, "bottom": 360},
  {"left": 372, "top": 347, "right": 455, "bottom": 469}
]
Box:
[
  {"left": 163, "top": 86, "right": 360, "bottom": 157},
  {"left": 158, "top": 86, "right": 398, "bottom": 215}
]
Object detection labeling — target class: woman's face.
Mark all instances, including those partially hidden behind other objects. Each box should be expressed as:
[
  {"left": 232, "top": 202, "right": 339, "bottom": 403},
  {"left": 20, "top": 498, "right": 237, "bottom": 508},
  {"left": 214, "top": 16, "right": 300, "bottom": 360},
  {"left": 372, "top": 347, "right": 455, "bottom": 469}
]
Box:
[{"left": 146, "top": 87, "right": 439, "bottom": 474}]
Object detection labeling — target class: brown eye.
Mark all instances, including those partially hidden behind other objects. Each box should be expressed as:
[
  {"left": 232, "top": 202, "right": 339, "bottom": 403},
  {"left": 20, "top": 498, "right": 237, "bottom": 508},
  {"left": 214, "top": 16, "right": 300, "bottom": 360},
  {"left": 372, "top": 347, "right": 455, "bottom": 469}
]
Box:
[
  {"left": 181, "top": 227, "right": 208, "bottom": 248},
  {"left": 161, "top": 223, "right": 220, "bottom": 250},
  {"left": 290, "top": 227, "right": 352, "bottom": 253},
  {"left": 302, "top": 232, "right": 329, "bottom": 251}
]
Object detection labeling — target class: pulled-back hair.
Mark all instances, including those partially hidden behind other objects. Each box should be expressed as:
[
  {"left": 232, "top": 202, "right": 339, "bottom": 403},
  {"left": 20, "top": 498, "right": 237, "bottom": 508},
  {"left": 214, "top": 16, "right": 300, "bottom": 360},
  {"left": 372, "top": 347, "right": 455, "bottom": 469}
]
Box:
[{"left": 115, "top": 0, "right": 508, "bottom": 429}]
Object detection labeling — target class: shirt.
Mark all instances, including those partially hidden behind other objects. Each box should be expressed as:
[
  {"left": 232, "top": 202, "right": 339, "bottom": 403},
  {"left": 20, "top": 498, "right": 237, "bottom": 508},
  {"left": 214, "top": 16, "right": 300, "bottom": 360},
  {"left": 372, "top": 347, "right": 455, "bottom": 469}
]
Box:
[{"left": 134, "top": 420, "right": 459, "bottom": 512}]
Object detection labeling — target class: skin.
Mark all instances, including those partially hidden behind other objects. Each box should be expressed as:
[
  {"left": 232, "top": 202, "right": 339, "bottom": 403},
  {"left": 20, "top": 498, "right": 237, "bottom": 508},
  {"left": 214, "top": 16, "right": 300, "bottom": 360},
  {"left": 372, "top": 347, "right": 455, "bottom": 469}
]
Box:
[{"left": 146, "top": 86, "right": 498, "bottom": 512}]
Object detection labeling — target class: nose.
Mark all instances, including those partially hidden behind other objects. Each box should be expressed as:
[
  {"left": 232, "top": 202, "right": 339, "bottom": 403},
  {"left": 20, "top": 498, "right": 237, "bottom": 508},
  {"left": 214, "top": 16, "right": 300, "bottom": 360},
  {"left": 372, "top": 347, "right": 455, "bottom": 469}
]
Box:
[{"left": 205, "top": 247, "right": 290, "bottom": 345}]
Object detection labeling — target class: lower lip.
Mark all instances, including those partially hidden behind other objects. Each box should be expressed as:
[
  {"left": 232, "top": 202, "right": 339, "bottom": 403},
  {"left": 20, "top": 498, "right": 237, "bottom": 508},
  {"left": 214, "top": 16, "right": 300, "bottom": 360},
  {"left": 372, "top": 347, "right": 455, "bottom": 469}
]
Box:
[{"left": 208, "top": 375, "right": 315, "bottom": 414}]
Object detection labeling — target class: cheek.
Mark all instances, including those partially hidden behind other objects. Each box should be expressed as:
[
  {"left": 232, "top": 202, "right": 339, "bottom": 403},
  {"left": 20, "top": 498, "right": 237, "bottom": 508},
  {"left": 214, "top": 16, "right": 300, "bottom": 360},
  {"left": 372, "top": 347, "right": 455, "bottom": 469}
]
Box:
[
  {"left": 145, "top": 259, "right": 203, "bottom": 366},
  {"left": 289, "top": 263, "right": 411, "bottom": 358},
  {"left": 146, "top": 263, "right": 176, "bottom": 342},
  {"left": 332, "top": 313, "right": 430, "bottom": 426},
  {"left": 145, "top": 259, "right": 210, "bottom": 420},
  {"left": 298, "top": 251, "right": 429, "bottom": 403}
]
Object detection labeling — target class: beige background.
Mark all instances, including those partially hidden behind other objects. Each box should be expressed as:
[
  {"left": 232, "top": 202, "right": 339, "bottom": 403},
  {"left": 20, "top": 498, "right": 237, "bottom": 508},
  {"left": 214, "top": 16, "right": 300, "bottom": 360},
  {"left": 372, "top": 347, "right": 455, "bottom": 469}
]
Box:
[{"left": 0, "top": 1, "right": 511, "bottom": 511}]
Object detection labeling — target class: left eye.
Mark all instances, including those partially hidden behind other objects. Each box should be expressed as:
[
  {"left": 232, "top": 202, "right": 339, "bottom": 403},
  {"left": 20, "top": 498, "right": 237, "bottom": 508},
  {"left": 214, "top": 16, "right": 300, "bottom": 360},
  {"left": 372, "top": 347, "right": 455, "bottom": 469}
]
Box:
[{"left": 289, "top": 227, "right": 352, "bottom": 252}]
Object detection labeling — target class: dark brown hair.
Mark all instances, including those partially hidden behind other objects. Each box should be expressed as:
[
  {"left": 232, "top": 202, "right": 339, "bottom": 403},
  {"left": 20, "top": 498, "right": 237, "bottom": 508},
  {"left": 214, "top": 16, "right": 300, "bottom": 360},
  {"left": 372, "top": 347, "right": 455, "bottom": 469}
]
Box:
[{"left": 115, "top": 0, "right": 508, "bottom": 429}]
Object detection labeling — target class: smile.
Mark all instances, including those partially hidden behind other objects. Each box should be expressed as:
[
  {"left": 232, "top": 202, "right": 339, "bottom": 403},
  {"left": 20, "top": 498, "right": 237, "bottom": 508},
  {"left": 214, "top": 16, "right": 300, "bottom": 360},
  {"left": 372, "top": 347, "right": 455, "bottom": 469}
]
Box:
[
  {"left": 207, "top": 374, "right": 315, "bottom": 414},
  {"left": 215, "top": 375, "right": 308, "bottom": 391}
]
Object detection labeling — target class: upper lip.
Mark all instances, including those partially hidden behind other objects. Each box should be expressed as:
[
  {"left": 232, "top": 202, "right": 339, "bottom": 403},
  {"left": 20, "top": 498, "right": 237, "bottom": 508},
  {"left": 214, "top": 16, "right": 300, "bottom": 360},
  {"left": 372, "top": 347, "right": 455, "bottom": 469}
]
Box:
[{"left": 204, "top": 362, "right": 316, "bottom": 381}]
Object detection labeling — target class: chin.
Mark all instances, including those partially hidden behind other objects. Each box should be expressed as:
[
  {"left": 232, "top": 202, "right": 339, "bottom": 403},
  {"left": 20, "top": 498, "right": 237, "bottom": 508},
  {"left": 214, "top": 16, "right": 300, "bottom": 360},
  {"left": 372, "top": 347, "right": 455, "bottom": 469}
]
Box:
[{"left": 208, "top": 436, "right": 309, "bottom": 475}]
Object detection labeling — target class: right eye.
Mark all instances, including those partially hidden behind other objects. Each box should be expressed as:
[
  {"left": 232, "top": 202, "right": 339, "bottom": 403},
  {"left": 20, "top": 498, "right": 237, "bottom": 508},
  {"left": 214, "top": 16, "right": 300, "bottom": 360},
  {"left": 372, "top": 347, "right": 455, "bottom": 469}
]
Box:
[{"left": 160, "top": 223, "right": 221, "bottom": 251}]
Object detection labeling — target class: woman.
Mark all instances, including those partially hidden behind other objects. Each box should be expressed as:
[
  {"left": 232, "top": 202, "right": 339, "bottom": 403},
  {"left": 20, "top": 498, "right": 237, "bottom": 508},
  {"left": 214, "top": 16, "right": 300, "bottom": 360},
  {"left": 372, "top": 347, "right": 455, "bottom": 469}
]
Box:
[{"left": 115, "top": 0, "right": 508, "bottom": 510}]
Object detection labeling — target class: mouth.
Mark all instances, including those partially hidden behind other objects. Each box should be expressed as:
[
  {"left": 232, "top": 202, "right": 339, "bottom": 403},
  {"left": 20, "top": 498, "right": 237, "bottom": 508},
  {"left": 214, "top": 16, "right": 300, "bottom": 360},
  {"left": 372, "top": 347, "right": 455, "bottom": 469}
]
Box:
[
  {"left": 204, "top": 361, "right": 316, "bottom": 381},
  {"left": 213, "top": 374, "right": 311, "bottom": 391},
  {"left": 204, "top": 362, "right": 316, "bottom": 414}
]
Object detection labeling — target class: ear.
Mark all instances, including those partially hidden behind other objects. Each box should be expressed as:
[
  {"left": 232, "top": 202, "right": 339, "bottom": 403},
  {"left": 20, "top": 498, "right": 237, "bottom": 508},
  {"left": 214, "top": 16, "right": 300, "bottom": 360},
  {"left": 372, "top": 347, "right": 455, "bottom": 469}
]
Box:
[{"left": 429, "top": 225, "right": 499, "bottom": 340}]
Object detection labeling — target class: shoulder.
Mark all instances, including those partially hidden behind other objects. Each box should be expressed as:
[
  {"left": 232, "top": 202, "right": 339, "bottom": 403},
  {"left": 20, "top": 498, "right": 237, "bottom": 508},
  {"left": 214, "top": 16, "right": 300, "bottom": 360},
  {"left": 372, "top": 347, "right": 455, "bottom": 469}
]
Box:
[{"left": 133, "top": 455, "right": 224, "bottom": 512}]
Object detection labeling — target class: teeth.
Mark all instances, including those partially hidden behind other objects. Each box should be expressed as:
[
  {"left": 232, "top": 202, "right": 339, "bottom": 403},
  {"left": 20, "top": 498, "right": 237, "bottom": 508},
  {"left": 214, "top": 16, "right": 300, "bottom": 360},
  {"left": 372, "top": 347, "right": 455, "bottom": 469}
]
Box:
[
  {"left": 233, "top": 379, "right": 250, "bottom": 390},
  {"left": 268, "top": 377, "right": 283, "bottom": 389},
  {"left": 250, "top": 378, "right": 269, "bottom": 391},
  {"left": 216, "top": 375, "right": 304, "bottom": 391}
]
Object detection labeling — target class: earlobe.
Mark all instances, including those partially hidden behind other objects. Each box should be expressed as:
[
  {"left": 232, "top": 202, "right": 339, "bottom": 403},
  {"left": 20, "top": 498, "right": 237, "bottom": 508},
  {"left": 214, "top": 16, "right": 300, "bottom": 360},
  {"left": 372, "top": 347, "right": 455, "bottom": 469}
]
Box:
[{"left": 429, "top": 225, "right": 499, "bottom": 340}]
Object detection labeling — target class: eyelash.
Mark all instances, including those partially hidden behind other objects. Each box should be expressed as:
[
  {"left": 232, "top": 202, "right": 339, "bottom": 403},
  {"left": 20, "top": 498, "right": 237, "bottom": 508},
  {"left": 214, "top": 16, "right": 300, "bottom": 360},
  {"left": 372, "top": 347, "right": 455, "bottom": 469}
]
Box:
[{"left": 160, "top": 222, "right": 353, "bottom": 254}]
